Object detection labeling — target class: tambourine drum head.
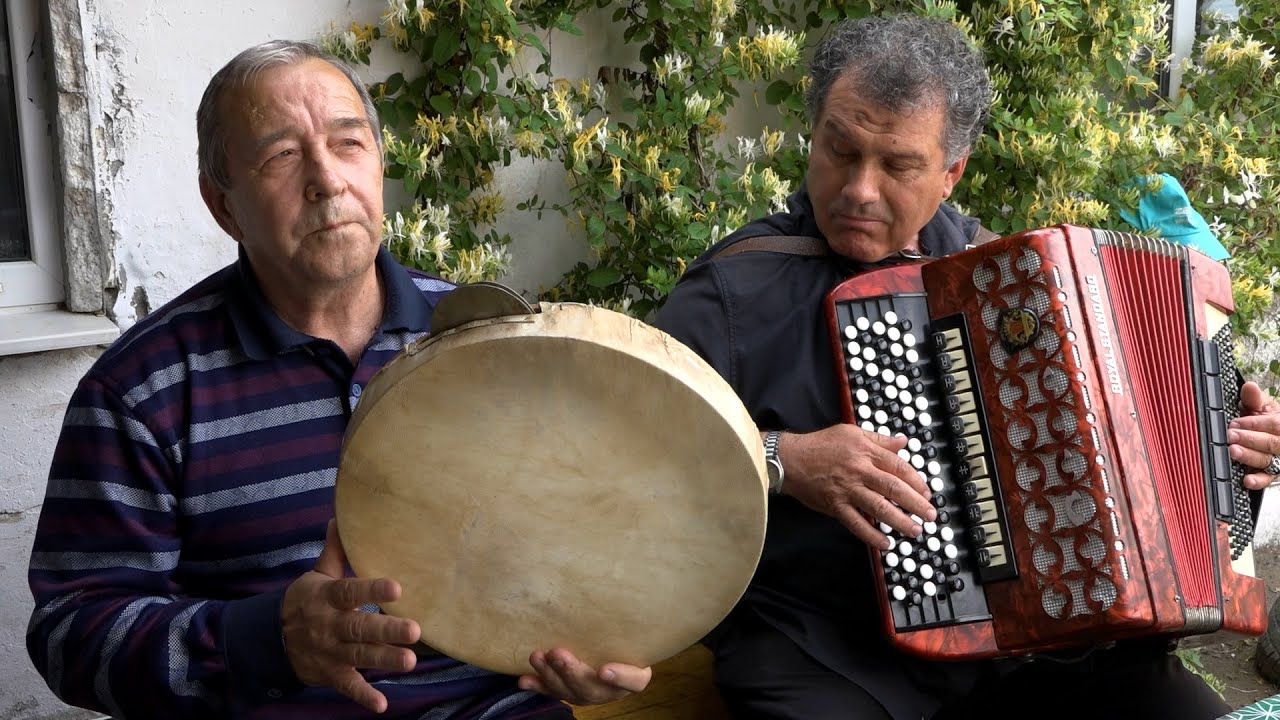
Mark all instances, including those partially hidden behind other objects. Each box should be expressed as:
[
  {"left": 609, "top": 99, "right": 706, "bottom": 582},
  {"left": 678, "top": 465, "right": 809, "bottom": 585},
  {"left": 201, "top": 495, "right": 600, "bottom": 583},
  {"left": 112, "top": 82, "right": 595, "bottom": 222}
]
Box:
[{"left": 336, "top": 303, "right": 767, "bottom": 675}]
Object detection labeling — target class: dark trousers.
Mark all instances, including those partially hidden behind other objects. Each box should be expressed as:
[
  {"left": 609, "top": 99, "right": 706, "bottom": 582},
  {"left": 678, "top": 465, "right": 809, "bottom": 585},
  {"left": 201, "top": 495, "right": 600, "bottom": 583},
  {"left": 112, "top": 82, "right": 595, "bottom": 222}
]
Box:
[{"left": 712, "top": 615, "right": 1230, "bottom": 720}]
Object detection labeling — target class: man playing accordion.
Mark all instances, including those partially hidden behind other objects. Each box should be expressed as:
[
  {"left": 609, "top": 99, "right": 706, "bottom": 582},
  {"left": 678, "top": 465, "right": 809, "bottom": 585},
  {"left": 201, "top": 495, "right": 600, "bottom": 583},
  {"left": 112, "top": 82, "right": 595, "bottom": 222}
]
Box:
[{"left": 656, "top": 13, "right": 1280, "bottom": 720}]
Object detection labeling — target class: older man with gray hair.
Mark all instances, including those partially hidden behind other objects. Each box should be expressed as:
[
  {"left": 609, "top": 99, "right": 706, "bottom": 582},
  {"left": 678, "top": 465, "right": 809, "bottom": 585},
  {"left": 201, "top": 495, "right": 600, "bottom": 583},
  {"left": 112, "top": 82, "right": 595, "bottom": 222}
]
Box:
[
  {"left": 27, "top": 39, "right": 649, "bottom": 719},
  {"left": 657, "top": 13, "right": 1279, "bottom": 719}
]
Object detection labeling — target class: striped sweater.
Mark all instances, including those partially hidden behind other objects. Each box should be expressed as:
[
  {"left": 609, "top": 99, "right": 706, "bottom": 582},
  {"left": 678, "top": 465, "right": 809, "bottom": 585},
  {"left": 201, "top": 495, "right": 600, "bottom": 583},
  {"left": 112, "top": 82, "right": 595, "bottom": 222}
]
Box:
[{"left": 27, "top": 247, "right": 566, "bottom": 720}]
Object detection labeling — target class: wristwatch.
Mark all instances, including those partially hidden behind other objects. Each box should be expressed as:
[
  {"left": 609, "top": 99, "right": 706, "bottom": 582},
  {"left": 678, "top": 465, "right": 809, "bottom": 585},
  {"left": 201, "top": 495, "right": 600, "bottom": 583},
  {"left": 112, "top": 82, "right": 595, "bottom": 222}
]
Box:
[{"left": 764, "top": 430, "right": 784, "bottom": 494}]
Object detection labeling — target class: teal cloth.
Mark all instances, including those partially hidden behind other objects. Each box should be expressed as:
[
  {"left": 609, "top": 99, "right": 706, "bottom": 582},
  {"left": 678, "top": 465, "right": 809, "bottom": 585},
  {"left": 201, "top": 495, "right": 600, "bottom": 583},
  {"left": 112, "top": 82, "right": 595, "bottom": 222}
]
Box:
[
  {"left": 1220, "top": 693, "right": 1280, "bottom": 718},
  {"left": 1118, "top": 173, "right": 1231, "bottom": 260}
]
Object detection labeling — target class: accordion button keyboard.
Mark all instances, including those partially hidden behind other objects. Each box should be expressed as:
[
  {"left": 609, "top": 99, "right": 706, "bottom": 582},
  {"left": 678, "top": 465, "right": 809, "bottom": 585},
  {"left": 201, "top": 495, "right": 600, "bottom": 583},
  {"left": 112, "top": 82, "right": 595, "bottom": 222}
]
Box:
[{"left": 838, "top": 299, "right": 1003, "bottom": 631}]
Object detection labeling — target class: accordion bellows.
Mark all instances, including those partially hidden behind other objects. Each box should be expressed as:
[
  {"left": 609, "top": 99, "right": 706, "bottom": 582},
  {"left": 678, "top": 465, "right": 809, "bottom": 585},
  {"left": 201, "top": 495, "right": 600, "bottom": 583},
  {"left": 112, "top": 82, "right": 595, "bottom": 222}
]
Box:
[{"left": 826, "top": 224, "right": 1266, "bottom": 660}]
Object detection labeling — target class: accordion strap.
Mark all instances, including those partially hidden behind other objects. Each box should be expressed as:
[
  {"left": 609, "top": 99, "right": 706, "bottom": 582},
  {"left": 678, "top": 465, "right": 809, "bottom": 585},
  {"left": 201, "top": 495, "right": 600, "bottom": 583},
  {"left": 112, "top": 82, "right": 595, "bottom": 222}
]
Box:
[
  {"left": 710, "top": 224, "right": 1001, "bottom": 261},
  {"left": 710, "top": 235, "right": 831, "bottom": 260}
]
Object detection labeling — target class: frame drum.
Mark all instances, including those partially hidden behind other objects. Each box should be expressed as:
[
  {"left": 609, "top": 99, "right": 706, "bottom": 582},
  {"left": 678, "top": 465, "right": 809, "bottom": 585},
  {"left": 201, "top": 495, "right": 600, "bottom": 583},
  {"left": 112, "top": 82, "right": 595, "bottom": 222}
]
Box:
[{"left": 336, "top": 297, "right": 767, "bottom": 675}]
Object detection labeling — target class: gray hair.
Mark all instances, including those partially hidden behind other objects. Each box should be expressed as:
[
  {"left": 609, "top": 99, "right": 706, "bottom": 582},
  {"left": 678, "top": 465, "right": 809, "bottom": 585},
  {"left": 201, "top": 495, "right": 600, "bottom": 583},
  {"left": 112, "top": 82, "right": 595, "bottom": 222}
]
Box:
[
  {"left": 196, "top": 40, "right": 382, "bottom": 190},
  {"left": 805, "top": 15, "right": 992, "bottom": 165}
]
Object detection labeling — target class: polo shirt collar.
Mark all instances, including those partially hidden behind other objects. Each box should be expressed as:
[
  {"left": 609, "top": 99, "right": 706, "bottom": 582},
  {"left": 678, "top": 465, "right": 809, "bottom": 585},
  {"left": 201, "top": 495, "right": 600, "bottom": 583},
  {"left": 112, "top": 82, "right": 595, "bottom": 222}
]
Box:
[{"left": 226, "top": 245, "right": 432, "bottom": 360}]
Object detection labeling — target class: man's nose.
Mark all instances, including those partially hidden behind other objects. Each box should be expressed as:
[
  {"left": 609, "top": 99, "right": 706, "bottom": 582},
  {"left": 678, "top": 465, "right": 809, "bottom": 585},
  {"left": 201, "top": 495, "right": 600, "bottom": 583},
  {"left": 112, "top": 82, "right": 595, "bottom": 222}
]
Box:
[
  {"left": 842, "top": 163, "right": 880, "bottom": 206},
  {"left": 305, "top": 150, "right": 346, "bottom": 201}
]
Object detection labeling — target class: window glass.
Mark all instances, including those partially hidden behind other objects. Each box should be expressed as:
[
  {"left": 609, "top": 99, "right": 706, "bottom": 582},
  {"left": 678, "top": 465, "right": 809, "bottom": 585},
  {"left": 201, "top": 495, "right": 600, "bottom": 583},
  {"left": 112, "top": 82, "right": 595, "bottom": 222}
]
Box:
[{"left": 0, "top": 3, "right": 31, "bottom": 263}]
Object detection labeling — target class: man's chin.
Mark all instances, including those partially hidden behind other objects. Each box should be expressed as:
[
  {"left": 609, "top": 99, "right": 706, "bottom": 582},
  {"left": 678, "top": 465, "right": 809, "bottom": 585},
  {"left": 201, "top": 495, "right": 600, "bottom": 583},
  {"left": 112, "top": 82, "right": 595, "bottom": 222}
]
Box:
[{"left": 827, "top": 231, "right": 901, "bottom": 264}]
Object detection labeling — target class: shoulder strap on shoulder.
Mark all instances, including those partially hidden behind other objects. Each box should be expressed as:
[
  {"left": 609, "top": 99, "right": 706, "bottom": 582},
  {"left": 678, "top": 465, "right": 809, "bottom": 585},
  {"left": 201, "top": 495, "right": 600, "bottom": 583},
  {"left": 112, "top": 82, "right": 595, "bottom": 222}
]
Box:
[
  {"left": 971, "top": 225, "right": 1001, "bottom": 246},
  {"left": 709, "top": 235, "right": 831, "bottom": 260}
]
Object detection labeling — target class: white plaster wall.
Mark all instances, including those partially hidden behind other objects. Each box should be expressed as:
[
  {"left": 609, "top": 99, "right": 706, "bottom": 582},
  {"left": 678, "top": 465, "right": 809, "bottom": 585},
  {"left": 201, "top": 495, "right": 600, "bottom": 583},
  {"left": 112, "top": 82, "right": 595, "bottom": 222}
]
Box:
[
  {"left": 0, "top": 1, "right": 568, "bottom": 716},
  {"left": 0, "top": 1, "right": 611, "bottom": 715}
]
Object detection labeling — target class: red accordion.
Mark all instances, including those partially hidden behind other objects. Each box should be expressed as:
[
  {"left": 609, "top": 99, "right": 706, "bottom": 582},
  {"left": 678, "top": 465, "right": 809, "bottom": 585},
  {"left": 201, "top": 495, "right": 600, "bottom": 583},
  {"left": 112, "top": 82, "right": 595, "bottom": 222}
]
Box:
[{"left": 825, "top": 224, "right": 1266, "bottom": 660}]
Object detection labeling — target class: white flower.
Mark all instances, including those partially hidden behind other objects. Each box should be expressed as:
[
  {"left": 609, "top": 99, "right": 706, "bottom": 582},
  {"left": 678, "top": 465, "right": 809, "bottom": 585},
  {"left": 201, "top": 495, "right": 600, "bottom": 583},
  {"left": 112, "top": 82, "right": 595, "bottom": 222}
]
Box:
[
  {"left": 385, "top": 0, "right": 411, "bottom": 25},
  {"left": 736, "top": 136, "right": 760, "bottom": 160},
  {"left": 654, "top": 52, "right": 691, "bottom": 85},
  {"left": 596, "top": 118, "right": 610, "bottom": 150},
  {"left": 684, "top": 92, "right": 712, "bottom": 123},
  {"left": 991, "top": 16, "right": 1015, "bottom": 44},
  {"left": 1207, "top": 215, "right": 1227, "bottom": 236},
  {"left": 1151, "top": 131, "right": 1177, "bottom": 159}
]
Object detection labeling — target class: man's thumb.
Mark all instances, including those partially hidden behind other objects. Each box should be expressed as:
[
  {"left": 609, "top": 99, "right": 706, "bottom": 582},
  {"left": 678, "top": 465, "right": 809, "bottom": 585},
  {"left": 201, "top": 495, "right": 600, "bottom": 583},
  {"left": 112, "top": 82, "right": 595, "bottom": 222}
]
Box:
[{"left": 313, "top": 518, "right": 348, "bottom": 578}]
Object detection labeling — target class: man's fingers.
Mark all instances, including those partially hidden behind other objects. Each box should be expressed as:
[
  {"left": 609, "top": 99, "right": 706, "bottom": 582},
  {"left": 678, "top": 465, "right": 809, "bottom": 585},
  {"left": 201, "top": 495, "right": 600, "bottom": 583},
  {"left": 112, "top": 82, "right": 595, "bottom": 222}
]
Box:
[
  {"left": 599, "top": 663, "right": 652, "bottom": 694},
  {"left": 866, "top": 439, "right": 930, "bottom": 497},
  {"left": 332, "top": 610, "right": 420, "bottom": 647},
  {"left": 1244, "top": 472, "right": 1277, "bottom": 491},
  {"left": 859, "top": 485, "right": 924, "bottom": 538},
  {"left": 331, "top": 633, "right": 419, "bottom": 671},
  {"left": 1240, "top": 382, "right": 1279, "bottom": 414},
  {"left": 327, "top": 576, "right": 403, "bottom": 612},
  {"left": 864, "top": 466, "right": 934, "bottom": 524},
  {"left": 330, "top": 666, "right": 389, "bottom": 714},
  {"left": 835, "top": 502, "right": 892, "bottom": 550},
  {"left": 887, "top": 456, "right": 931, "bottom": 498},
  {"left": 1229, "top": 427, "right": 1280, "bottom": 467},
  {"left": 869, "top": 431, "right": 910, "bottom": 452},
  {"left": 1231, "top": 413, "right": 1280, "bottom": 436},
  {"left": 527, "top": 650, "right": 576, "bottom": 702},
  {"left": 543, "top": 650, "right": 605, "bottom": 702}
]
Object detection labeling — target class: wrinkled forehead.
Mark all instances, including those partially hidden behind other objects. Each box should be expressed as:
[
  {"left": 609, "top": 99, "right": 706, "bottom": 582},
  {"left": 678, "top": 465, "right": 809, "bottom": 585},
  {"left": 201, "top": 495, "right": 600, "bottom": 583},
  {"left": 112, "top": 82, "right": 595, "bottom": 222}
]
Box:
[
  {"left": 818, "top": 72, "right": 947, "bottom": 153},
  {"left": 219, "top": 58, "right": 367, "bottom": 143}
]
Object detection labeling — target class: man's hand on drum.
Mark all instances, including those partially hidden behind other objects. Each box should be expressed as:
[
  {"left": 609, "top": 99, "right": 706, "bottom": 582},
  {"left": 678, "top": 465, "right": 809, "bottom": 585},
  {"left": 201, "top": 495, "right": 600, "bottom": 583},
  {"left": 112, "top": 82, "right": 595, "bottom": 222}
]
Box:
[
  {"left": 777, "top": 424, "right": 937, "bottom": 549},
  {"left": 1231, "top": 381, "right": 1280, "bottom": 490},
  {"left": 519, "top": 648, "right": 652, "bottom": 705},
  {"left": 281, "top": 520, "right": 422, "bottom": 714}
]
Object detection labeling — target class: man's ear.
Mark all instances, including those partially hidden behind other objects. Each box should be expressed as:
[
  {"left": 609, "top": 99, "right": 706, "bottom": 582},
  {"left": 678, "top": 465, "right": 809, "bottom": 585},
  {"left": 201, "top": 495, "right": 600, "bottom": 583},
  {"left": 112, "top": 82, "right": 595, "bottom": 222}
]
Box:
[
  {"left": 199, "top": 173, "right": 244, "bottom": 242},
  {"left": 941, "top": 154, "right": 969, "bottom": 199}
]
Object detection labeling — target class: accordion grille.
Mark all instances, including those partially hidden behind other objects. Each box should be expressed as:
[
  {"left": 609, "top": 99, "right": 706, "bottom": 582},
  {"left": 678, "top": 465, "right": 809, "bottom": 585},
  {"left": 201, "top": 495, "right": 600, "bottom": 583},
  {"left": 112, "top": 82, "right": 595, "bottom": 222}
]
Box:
[{"left": 971, "top": 246, "right": 1123, "bottom": 619}]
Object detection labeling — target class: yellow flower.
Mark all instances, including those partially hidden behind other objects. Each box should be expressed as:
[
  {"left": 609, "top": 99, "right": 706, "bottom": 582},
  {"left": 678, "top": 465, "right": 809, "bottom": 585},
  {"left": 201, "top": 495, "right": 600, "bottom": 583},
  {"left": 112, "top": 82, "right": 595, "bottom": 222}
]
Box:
[
  {"left": 642, "top": 145, "right": 661, "bottom": 176},
  {"left": 468, "top": 193, "right": 505, "bottom": 226},
  {"left": 609, "top": 156, "right": 624, "bottom": 189},
  {"left": 658, "top": 168, "right": 682, "bottom": 193}
]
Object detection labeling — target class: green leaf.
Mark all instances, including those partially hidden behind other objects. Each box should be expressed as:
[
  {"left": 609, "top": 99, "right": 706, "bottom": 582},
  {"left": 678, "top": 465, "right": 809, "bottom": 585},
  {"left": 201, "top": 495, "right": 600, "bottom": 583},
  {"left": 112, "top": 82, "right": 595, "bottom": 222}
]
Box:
[
  {"left": 464, "top": 69, "right": 482, "bottom": 95},
  {"left": 605, "top": 202, "right": 629, "bottom": 223},
  {"left": 385, "top": 72, "right": 405, "bottom": 95},
  {"left": 587, "top": 215, "right": 607, "bottom": 240},
  {"left": 586, "top": 266, "right": 622, "bottom": 287},
  {"left": 429, "top": 94, "right": 453, "bottom": 115},
  {"left": 765, "top": 80, "right": 792, "bottom": 105},
  {"left": 555, "top": 12, "right": 583, "bottom": 35},
  {"left": 523, "top": 31, "right": 548, "bottom": 57},
  {"left": 687, "top": 222, "right": 710, "bottom": 241},
  {"left": 432, "top": 32, "right": 461, "bottom": 65},
  {"left": 1105, "top": 57, "right": 1125, "bottom": 81}
]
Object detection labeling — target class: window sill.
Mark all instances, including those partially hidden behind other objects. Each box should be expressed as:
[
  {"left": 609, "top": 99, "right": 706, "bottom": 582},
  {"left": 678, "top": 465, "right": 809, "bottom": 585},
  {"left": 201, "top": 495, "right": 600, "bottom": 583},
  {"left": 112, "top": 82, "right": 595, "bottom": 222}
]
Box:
[{"left": 0, "top": 307, "right": 119, "bottom": 357}]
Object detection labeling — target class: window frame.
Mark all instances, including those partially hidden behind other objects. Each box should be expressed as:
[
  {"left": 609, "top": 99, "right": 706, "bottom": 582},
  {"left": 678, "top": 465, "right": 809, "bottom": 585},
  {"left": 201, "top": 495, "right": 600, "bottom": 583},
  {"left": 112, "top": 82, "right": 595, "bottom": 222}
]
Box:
[
  {"left": 1, "top": 0, "right": 62, "bottom": 310},
  {"left": 0, "top": 0, "right": 117, "bottom": 357}
]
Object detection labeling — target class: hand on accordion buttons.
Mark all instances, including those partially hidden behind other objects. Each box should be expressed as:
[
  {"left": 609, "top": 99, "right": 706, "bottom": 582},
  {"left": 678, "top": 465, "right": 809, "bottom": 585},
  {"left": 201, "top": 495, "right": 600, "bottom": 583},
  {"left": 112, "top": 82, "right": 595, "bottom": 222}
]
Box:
[
  {"left": 519, "top": 648, "right": 652, "bottom": 706},
  {"left": 774, "top": 425, "right": 937, "bottom": 549},
  {"left": 281, "top": 520, "right": 423, "bottom": 714},
  {"left": 1231, "top": 381, "right": 1280, "bottom": 490}
]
